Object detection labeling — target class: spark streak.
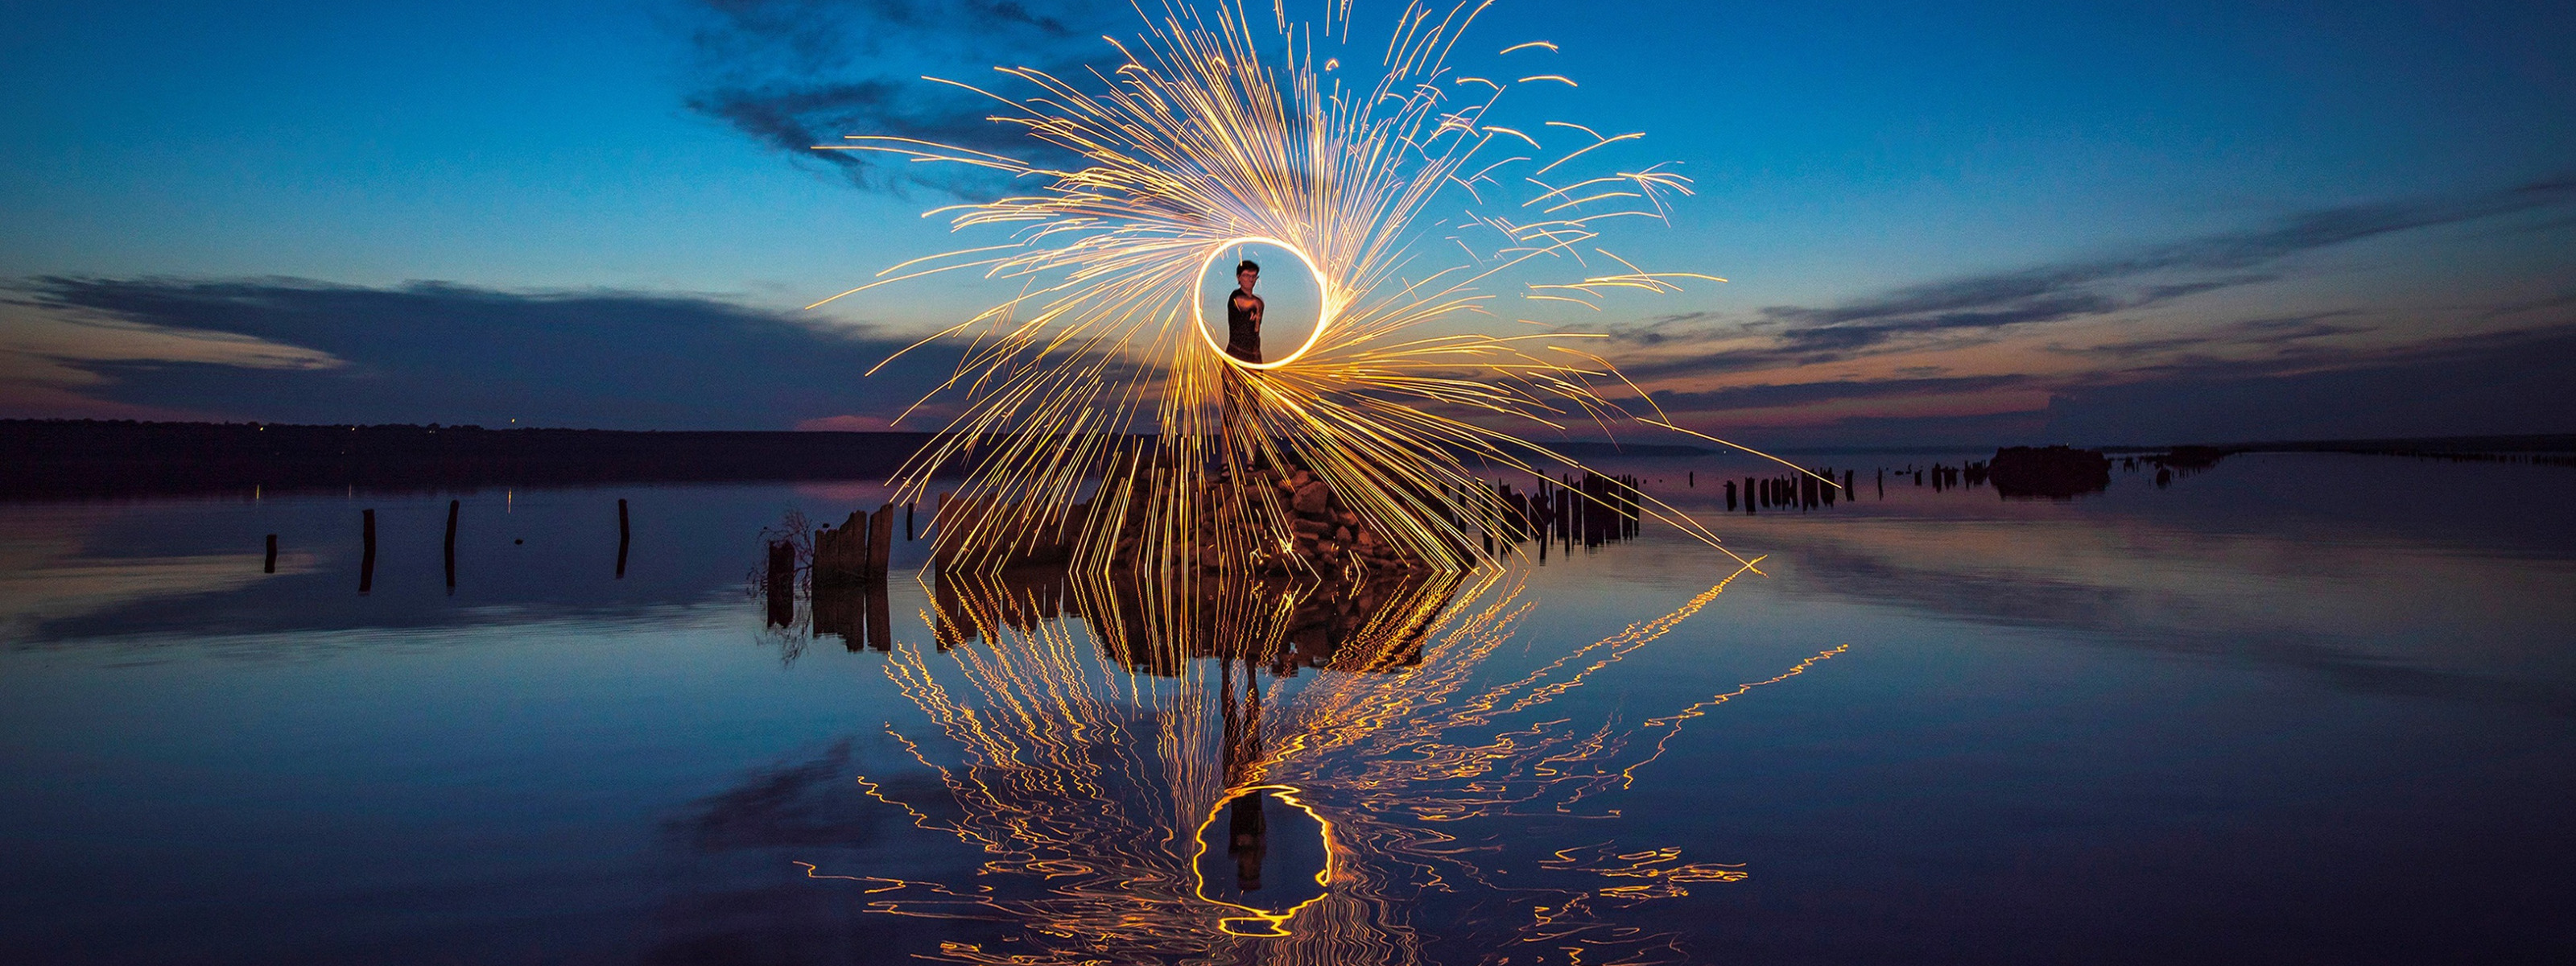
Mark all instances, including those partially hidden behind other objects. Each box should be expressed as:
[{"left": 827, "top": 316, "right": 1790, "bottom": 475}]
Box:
[{"left": 816, "top": 0, "right": 1818, "bottom": 576}]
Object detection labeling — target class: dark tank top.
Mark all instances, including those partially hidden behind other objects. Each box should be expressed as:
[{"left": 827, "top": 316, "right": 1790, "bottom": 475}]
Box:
[{"left": 1225, "top": 289, "right": 1262, "bottom": 363}]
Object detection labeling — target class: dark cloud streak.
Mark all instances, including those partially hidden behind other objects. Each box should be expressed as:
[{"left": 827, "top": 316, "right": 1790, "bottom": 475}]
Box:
[
  {"left": 680, "top": 0, "right": 1125, "bottom": 192},
  {"left": 1645, "top": 374, "right": 2037, "bottom": 413},
  {"left": 7, "top": 277, "right": 972, "bottom": 430},
  {"left": 1607, "top": 176, "right": 2576, "bottom": 371}
]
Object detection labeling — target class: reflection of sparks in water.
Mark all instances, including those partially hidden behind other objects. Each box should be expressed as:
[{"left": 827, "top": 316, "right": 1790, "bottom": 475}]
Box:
[
  {"left": 1191, "top": 784, "right": 1339, "bottom": 938},
  {"left": 815, "top": 0, "right": 1827, "bottom": 573},
  {"left": 798, "top": 562, "right": 1845, "bottom": 964}
]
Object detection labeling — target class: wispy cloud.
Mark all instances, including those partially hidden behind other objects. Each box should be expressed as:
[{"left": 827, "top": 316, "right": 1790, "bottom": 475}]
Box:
[
  {"left": 2044, "top": 311, "right": 2368, "bottom": 361},
  {"left": 0, "top": 298, "right": 346, "bottom": 419},
  {"left": 679, "top": 0, "right": 1125, "bottom": 192},
  {"left": 1645, "top": 374, "right": 2036, "bottom": 414},
  {"left": 1607, "top": 176, "right": 2576, "bottom": 373},
  {"left": 2, "top": 277, "right": 972, "bottom": 428}
]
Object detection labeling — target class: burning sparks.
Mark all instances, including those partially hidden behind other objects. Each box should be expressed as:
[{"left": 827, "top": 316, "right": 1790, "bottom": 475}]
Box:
[{"left": 816, "top": 0, "right": 1823, "bottom": 575}]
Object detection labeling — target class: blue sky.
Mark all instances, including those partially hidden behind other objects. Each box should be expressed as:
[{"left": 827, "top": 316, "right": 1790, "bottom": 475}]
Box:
[{"left": 3, "top": 0, "right": 2571, "bottom": 444}]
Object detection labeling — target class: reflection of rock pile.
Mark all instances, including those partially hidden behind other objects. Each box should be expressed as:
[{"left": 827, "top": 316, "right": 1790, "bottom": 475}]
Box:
[
  {"left": 1988, "top": 445, "right": 2112, "bottom": 499},
  {"left": 930, "top": 564, "right": 1451, "bottom": 678}
]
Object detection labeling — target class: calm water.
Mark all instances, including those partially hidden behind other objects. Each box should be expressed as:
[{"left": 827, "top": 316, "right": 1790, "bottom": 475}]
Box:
[{"left": 2, "top": 454, "right": 2572, "bottom": 964}]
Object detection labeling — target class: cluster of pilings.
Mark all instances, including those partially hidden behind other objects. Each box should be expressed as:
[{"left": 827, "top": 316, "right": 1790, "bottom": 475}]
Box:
[
  {"left": 1454, "top": 472, "right": 1645, "bottom": 559},
  {"left": 814, "top": 506, "right": 895, "bottom": 580},
  {"left": 1723, "top": 469, "right": 1860, "bottom": 514},
  {"left": 807, "top": 504, "right": 899, "bottom": 651},
  {"left": 763, "top": 501, "right": 924, "bottom": 651},
  {"left": 323, "top": 497, "right": 630, "bottom": 595}
]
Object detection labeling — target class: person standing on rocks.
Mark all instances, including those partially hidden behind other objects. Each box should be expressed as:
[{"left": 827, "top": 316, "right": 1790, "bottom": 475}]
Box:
[
  {"left": 1216, "top": 259, "right": 1268, "bottom": 473},
  {"left": 1225, "top": 259, "right": 1265, "bottom": 364}
]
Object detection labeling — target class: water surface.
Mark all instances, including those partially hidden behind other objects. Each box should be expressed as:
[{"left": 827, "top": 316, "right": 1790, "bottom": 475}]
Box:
[{"left": 2, "top": 454, "right": 2570, "bottom": 964}]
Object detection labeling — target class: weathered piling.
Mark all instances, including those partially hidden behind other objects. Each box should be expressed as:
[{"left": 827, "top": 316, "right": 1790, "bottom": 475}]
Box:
[
  {"left": 868, "top": 502, "right": 894, "bottom": 576},
  {"left": 817, "top": 502, "right": 902, "bottom": 583},
  {"left": 765, "top": 539, "right": 797, "bottom": 628},
  {"left": 444, "top": 499, "right": 460, "bottom": 588},
  {"left": 1546, "top": 486, "right": 1566, "bottom": 548},
  {"left": 815, "top": 509, "right": 869, "bottom": 583},
  {"left": 616, "top": 498, "right": 630, "bottom": 579},
  {"left": 264, "top": 534, "right": 277, "bottom": 574},
  {"left": 359, "top": 509, "right": 376, "bottom": 595}
]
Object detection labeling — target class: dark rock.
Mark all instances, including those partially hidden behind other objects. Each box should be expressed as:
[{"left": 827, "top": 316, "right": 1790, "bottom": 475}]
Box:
[
  {"left": 1293, "top": 481, "right": 1331, "bottom": 514},
  {"left": 1988, "top": 445, "right": 2112, "bottom": 499}
]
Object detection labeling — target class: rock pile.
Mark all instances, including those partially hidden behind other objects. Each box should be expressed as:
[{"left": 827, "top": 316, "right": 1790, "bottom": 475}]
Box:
[{"left": 1100, "top": 464, "right": 1431, "bottom": 576}]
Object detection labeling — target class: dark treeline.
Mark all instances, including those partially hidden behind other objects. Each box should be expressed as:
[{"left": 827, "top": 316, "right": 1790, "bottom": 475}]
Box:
[
  {"left": 0, "top": 419, "right": 943, "bottom": 499},
  {"left": 2105, "top": 434, "right": 2576, "bottom": 469}
]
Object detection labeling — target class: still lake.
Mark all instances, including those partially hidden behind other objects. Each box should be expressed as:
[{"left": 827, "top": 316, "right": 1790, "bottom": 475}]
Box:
[{"left": 3, "top": 452, "right": 2571, "bottom": 964}]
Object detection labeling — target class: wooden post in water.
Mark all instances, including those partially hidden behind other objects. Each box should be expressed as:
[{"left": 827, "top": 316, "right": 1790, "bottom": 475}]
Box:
[
  {"left": 264, "top": 534, "right": 278, "bottom": 574},
  {"left": 868, "top": 502, "right": 895, "bottom": 578},
  {"left": 616, "top": 498, "right": 630, "bottom": 579},
  {"left": 814, "top": 510, "right": 863, "bottom": 584},
  {"left": 906, "top": 502, "right": 915, "bottom": 541},
  {"left": 765, "top": 540, "right": 797, "bottom": 628},
  {"left": 444, "top": 499, "right": 460, "bottom": 589},
  {"left": 360, "top": 509, "right": 376, "bottom": 595},
  {"left": 860, "top": 510, "right": 881, "bottom": 580}
]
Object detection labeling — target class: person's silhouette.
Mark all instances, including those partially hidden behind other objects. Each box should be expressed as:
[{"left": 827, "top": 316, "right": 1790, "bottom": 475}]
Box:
[{"left": 1225, "top": 260, "right": 1265, "bottom": 363}]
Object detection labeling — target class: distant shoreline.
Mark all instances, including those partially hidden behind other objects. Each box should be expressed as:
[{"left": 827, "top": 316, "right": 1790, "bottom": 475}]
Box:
[
  {"left": 0, "top": 420, "right": 941, "bottom": 501},
  {"left": 0, "top": 419, "right": 1714, "bottom": 501},
  {"left": 2096, "top": 433, "right": 2576, "bottom": 457},
  {"left": 4, "top": 419, "right": 2566, "bottom": 501}
]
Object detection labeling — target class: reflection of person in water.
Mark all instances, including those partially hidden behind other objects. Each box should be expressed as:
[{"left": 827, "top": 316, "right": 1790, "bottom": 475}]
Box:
[
  {"left": 1228, "top": 789, "right": 1268, "bottom": 891},
  {"left": 1221, "top": 656, "right": 1269, "bottom": 890},
  {"left": 1225, "top": 259, "right": 1265, "bottom": 363}
]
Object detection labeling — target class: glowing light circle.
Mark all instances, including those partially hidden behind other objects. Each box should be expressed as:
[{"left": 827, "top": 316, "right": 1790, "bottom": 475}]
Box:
[{"left": 1192, "top": 236, "right": 1335, "bottom": 369}]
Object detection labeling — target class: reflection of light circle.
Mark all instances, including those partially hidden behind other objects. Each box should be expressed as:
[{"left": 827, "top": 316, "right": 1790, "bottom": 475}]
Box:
[
  {"left": 1189, "top": 784, "right": 1336, "bottom": 938},
  {"left": 1192, "top": 236, "right": 1335, "bottom": 369}
]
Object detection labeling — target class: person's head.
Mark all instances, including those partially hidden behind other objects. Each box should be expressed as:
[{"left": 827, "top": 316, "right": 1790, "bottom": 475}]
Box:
[{"left": 1236, "top": 259, "right": 1260, "bottom": 291}]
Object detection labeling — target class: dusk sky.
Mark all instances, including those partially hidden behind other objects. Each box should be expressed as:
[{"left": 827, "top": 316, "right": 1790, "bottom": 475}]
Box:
[{"left": 4, "top": 0, "right": 2571, "bottom": 446}]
